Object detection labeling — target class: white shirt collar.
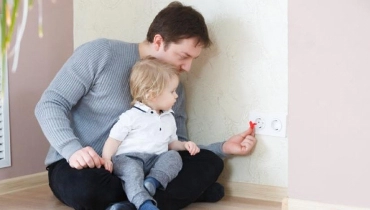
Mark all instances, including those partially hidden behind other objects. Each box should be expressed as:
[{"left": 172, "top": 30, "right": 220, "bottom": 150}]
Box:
[{"left": 133, "top": 102, "right": 174, "bottom": 114}]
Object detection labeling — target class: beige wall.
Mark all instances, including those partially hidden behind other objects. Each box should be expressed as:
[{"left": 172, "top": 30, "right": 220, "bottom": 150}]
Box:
[
  {"left": 289, "top": 0, "right": 370, "bottom": 208},
  {"left": 74, "top": 0, "right": 288, "bottom": 188},
  {"left": 0, "top": 1, "right": 73, "bottom": 180},
  {"left": 2, "top": 1, "right": 369, "bottom": 208}
]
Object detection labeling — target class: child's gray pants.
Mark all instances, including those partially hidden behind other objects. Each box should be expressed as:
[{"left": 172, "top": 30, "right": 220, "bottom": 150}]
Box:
[{"left": 112, "top": 150, "right": 182, "bottom": 209}]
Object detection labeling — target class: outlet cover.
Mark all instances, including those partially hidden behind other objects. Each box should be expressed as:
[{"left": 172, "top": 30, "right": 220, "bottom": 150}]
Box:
[{"left": 248, "top": 111, "right": 287, "bottom": 137}]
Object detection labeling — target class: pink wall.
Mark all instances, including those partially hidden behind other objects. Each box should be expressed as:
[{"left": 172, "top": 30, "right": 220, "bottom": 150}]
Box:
[
  {"left": 0, "top": 1, "right": 73, "bottom": 180},
  {"left": 289, "top": 0, "right": 370, "bottom": 208}
]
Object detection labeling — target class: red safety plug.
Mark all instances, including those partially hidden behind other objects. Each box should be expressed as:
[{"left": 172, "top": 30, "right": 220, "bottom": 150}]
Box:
[{"left": 249, "top": 121, "right": 257, "bottom": 129}]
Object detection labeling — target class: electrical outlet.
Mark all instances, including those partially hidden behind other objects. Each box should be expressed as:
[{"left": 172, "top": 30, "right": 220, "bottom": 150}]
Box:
[
  {"left": 248, "top": 111, "right": 287, "bottom": 137},
  {"left": 255, "top": 118, "right": 265, "bottom": 129}
]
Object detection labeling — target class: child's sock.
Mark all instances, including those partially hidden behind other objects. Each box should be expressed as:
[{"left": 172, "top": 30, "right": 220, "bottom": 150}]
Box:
[
  {"left": 144, "top": 177, "right": 161, "bottom": 196},
  {"left": 139, "top": 200, "right": 158, "bottom": 210}
]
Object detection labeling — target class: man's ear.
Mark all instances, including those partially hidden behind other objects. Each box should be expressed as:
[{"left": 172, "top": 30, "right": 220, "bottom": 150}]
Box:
[{"left": 153, "top": 34, "right": 164, "bottom": 51}]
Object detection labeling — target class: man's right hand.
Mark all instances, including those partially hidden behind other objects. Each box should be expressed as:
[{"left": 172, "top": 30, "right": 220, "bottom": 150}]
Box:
[{"left": 69, "top": 146, "right": 104, "bottom": 169}]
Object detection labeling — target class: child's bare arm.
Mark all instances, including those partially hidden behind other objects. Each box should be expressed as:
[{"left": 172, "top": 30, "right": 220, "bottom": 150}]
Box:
[
  {"left": 169, "top": 140, "right": 200, "bottom": 155},
  {"left": 102, "top": 137, "right": 121, "bottom": 173}
]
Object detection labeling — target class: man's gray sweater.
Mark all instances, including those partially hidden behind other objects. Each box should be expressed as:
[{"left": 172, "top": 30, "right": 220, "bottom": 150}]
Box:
[{"left": 35, "top": 38, "right": 225, "bottom": 166}]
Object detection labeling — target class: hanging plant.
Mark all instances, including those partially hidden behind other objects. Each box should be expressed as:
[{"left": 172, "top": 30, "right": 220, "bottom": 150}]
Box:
[{"left": 1, "top": 0, "right": 47, "bottom": 88}]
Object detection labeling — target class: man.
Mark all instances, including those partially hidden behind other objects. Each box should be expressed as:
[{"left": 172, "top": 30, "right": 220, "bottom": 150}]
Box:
[{"left": 35, "top": 2, "right": 256, "bottom": 210}]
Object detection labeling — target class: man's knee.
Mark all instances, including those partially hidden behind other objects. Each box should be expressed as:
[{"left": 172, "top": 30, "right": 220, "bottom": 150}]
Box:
[
  {"left": 179, "top": 149, "right": 224, "bottom": 181},
  {"left": 209, "top": 150, "right": 224, "bottom": 175},
  {"left": 193, "top": 149, "right": 224, "bottom": 175},
  {"left": 51, "top": 166, "right": 125, "bottom": 210}
]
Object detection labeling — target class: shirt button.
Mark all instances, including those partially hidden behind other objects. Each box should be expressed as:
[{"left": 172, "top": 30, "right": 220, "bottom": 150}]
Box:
[
  {"left": 160, "top": 128, "right": 162, "bottom": 131},
  {"left": 151, "top": 111, "right": 153, "bottom": 114}
]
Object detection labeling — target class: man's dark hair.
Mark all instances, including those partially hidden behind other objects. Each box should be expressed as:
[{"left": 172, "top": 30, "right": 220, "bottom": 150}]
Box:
[{"left": 146, "top": 1, "right": 212, "bottom": 48}]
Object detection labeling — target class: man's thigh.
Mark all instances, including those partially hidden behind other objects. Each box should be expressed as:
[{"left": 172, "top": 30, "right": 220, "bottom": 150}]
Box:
[
  {"left": 48, "top": 159, "right": 127, "bottom": 210},
  {"left": 154, "top": 149, "right": 224, "bottom": 210}
]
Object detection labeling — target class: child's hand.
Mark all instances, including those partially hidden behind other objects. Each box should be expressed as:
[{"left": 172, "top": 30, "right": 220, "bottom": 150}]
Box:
[
  {"left": 184, "top": 141, "right": 200, "bottom": 156},
  {"left": 103, "top": 159, "right": 113, "bottom": 173}
]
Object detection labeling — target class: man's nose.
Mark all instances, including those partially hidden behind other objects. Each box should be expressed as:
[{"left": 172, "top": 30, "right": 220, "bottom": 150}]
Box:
[{"left": 180, "top": 60, "right": 193, "bottom": 72}]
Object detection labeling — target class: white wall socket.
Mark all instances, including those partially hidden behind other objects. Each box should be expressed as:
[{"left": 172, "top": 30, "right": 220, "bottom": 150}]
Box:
[{"left": 248, "top": 111, "right": 287, "bottom": 137}]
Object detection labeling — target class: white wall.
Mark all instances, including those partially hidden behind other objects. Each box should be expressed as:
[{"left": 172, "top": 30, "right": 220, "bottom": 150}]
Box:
[{"left": 74, "top": 0, "right": 288, "bottom": 187}]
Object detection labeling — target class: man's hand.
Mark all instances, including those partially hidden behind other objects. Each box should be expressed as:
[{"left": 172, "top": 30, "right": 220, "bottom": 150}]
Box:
[
  {"left": 184, "top": 141, "right": 200, "bottom": 155},
  {"left": 222, "top": 128, "right": 257, "bottom": 155},
  {"left": 69, "top": 146, "right": 105, "bottom": 169}
]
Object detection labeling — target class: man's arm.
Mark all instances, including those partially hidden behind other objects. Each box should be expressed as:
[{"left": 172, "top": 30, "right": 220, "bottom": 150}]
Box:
[
  {"left": 198, "top": 142, "right": 227, "bottom": 158},
  {"left": 173, "top": 82, "right": 257, "bottom": 158},
  {"left": 172, "top": 82, "right": 189, "bottom": 141},
  {"left": 172, "top": 83, "right": 228, "bottom": 157},
  {"left": 35, "top": 39, "right": 111, "bottom": 166}
]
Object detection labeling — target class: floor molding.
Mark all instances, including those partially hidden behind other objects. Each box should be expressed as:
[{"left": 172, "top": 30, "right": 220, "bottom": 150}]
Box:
[
  {"left": 219, "top": 179, "right": 287, "bottom": 203},
  {"left": 0, "top": 172, "right": 48, "bottom": 195},
  {"left": 282, "top": 198, "right": 370, "bottom": 210}
]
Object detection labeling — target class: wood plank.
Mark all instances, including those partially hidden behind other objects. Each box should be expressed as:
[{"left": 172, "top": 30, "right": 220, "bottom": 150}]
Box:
[
  {"left": 283, "top": 198, "right": 370, "bottom": 210},
  {"left": 0, "top": 172, "right": 284, "bottom": 209},
  {"left": 0, "top": 172, "right": 48, "bottom": 195},
  {"left": 219, "top": 179, "right": 287, "bottom": 202},
  {"left": 0, "top": 184, "right": 281, "bottom": 210}
]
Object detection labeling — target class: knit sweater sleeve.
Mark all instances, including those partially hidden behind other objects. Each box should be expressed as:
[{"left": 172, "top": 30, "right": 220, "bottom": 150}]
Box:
[
  {"left": 173, "top": 82, "right": 188, "bottom": 141},
  {"left": 173, "top": 82, "right": 228, "bottom": 159},
  {"left": 35, "top": 39, "right": 111, "bottom": 162}
]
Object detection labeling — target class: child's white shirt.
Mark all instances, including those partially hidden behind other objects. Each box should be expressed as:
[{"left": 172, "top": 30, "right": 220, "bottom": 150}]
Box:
[{"left": 109, "top": 102, "right": 178, "bottom": 155}]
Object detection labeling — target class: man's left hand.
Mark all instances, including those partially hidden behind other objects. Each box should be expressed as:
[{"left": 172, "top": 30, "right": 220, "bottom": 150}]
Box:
[{"left": 222, "top": 128, "right": 257, "bottom": 155}]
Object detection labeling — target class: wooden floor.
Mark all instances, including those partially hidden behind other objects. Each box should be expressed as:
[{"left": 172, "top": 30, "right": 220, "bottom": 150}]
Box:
[{"left": 0, "top": 184, "right": 282, "bottom": 210}]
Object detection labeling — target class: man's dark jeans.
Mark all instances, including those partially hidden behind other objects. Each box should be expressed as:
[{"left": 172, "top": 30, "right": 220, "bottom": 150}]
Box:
[{"left": 47, "top": 149, "right": 224, "bottom": 210}]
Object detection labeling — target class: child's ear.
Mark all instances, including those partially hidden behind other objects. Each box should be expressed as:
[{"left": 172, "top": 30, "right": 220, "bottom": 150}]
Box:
[{"left": 145, "top": 90, "right": 156, "bottom": 101}]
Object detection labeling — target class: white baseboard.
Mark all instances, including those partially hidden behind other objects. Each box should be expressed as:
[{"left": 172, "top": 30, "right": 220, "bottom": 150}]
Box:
[
  {"left": 0, "top": 172, "right": 48, "bottom": 195},
  {"left": 219, "top": 179, "right": 287, "bottom": 202},
  {"left": 282, "top": 198, "right": 370, "bottom": 210}
]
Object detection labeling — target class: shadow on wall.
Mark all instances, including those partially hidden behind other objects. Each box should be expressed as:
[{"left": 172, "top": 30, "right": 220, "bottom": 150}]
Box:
[
  {"left": 183, "top": 16, "right": 253, "bottom": 106},
  {"left": 181, "top": 16, "right": 254, "bottom": 180}
]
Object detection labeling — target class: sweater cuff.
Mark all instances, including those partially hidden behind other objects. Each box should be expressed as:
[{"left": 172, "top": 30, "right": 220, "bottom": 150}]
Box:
[
  {"left": 198, "top": 141, "right": 229, "bottom": 159},
  {"left": 61, "top": 141, "right": 83, "bottom": 162}
]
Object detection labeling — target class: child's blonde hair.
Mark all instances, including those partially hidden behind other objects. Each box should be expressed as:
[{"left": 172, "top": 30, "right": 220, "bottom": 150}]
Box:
[{"left": 130, "top": 57, "right": 179, "bottom": 105}]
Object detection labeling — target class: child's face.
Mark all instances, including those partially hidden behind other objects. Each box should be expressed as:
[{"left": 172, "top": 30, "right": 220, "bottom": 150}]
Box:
[{"left": 151, "top": 76, "right": 179, "bottom": 111}]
